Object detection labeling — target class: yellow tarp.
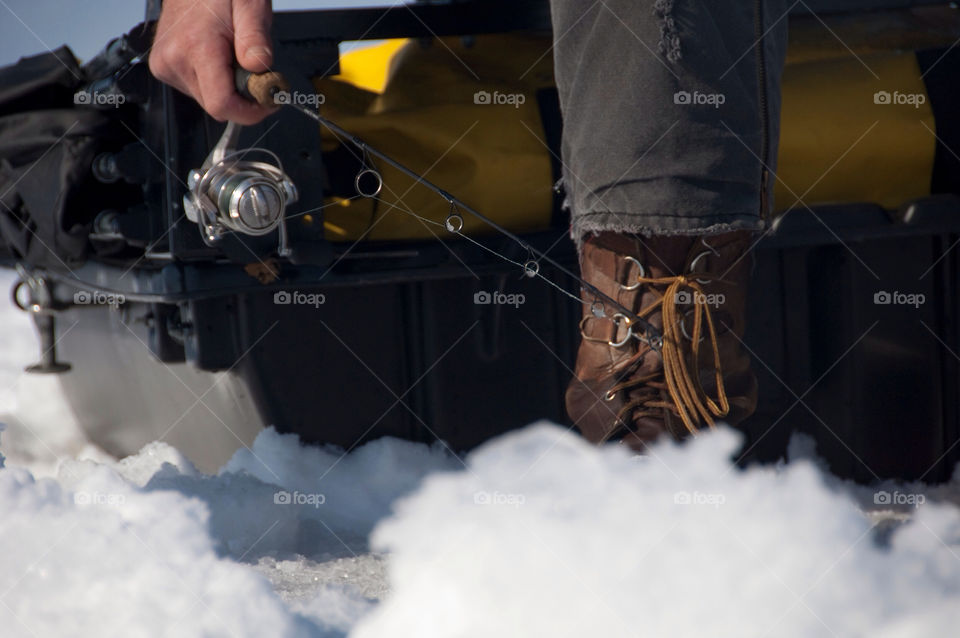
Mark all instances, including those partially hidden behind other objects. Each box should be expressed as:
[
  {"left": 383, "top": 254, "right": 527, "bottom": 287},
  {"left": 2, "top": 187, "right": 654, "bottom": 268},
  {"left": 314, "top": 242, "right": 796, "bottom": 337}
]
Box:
[
  {"left": 316, "top": 35, "right": 555, "bottom": 242},
  {"left": 774, "top": 50, "right": 934, "bottom": 212},
  {"left": 311, "top": 35, "right": 935, "bottom": 241}
]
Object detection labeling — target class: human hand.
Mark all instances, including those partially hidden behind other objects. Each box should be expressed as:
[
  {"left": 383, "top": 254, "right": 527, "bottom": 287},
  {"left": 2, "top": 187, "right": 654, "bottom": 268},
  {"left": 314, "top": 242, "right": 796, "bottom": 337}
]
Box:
[{"left": 148, "top": 0, "right": 276, "bottom": 125}]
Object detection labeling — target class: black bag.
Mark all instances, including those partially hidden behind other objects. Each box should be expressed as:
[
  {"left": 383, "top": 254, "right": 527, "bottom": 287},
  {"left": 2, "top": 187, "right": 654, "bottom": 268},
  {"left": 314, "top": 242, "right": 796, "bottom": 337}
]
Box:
[{"left": 0, "top": 46, "right": 114, "bottom": 267}]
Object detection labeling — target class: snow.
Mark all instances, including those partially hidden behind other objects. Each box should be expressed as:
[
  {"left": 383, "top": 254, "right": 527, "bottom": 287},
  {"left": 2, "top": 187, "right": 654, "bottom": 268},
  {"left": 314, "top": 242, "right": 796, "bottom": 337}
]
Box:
[
  {"left": 2, "top": 270, "right": 960, "bottom": 636},
  {"left": 356, "top": 426, "right": 960, "bottom": 637},
  {"left": 0, "top": 426, "right": 453, "bottom": 637}
]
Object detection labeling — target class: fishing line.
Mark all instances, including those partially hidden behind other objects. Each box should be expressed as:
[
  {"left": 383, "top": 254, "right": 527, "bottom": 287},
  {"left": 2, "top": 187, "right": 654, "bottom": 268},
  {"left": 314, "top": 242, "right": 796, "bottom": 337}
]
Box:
[{"left": 289, "top": 104, "right": 663, "bottom": 349}]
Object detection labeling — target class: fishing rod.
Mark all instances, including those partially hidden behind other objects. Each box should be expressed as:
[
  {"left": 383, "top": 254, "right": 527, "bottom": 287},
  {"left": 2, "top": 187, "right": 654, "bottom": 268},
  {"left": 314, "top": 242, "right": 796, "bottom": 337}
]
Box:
[{"left": 191, "top": 69, "right": 664, "bottom": 350}]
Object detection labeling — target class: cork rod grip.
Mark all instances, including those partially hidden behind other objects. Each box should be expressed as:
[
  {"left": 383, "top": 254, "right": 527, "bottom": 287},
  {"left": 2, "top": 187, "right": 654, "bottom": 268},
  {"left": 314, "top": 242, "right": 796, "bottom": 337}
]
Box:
[{"left": 234, "top": 68, "right": 290, "bottom": 107}]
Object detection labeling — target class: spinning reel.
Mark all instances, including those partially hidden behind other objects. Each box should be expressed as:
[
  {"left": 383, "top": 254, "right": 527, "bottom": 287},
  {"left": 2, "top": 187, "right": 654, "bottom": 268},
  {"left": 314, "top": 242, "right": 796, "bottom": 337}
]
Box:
[{"left": 183, "top": 120, "right": 298, "bottom": 254}]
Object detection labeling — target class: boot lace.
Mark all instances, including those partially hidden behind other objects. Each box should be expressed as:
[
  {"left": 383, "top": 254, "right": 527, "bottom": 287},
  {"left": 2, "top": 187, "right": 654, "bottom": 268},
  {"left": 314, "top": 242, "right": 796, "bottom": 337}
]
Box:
[{"left": 603, "top": 274, "right": 730, "bottom": 437}]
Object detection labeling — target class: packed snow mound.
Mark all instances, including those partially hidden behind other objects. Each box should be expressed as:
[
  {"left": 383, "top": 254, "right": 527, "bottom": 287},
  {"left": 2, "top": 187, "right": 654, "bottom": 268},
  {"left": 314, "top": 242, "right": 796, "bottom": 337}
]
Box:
[
  {"left": 0, "top": 465, "right": 325, "bottom": 637},
  {"left": 0, "top": 427, "right": 457, "bottom": 638},
  {"left": 356, "top": 423, "right": 960, "bottom": 638},
  {"left": 3, "top": 421, "right": 960, "bottom": 637}
]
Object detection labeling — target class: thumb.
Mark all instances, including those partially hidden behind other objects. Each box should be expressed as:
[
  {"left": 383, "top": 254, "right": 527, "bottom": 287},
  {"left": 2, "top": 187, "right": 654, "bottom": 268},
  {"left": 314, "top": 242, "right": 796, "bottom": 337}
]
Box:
[{"left": 233, "top": 0, "right": 273, "bottom": 71}]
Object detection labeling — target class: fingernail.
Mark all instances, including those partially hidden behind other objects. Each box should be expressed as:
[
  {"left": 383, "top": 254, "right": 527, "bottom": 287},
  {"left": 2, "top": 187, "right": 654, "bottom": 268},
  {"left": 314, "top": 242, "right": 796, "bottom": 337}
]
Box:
[{"left": 245, "top": 46, "right": 272, "bottom": 63}]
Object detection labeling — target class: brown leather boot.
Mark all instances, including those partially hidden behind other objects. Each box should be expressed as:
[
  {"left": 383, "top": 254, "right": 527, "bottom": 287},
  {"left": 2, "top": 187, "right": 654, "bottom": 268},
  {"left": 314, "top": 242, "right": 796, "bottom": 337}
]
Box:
[{"left": 566, "top": 231, "right": 758, "bottom": 451}]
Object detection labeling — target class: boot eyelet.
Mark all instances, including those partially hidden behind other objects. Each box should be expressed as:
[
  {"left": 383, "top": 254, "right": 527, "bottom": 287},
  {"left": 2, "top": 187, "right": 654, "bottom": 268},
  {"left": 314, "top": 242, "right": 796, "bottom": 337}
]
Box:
[
  {"left": 607, "top": 313, "right": 633, "bottom": 347},
  {"left": 620, "top": 256, "right": 646, "bottom": 290},
  {"left": 604, "top": 389, "right": 617, "bottom": 401}
]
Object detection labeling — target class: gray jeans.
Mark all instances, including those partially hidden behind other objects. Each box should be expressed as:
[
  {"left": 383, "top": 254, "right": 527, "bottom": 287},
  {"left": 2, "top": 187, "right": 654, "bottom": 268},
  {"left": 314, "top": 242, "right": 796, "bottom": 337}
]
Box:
[{"left": 550, "top": 0, "right": 789, "bottom": 241}]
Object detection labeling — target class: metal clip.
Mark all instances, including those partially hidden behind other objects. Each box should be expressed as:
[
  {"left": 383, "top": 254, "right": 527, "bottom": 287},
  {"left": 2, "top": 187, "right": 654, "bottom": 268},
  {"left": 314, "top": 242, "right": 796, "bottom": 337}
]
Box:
[{"left": 13, "top": 265, "right": 71, "bottom": 374}]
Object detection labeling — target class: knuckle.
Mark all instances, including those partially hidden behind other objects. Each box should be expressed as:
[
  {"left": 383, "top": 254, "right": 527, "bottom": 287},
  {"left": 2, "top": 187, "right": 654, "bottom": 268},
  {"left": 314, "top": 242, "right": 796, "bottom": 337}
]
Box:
[
  {"left": 147, "top": 52, "right": 174, "bottom": 82},
  {"left": 204, "top": 94, "right": 233, "bottom": 121}
]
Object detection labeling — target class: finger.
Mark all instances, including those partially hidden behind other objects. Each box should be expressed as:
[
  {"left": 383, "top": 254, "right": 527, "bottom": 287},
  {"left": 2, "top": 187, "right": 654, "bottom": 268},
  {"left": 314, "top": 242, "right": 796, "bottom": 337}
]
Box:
[
  {"left": 233, "top": 0, "right": 274, "bottom": 72},
  {"left": 196, "top": 37, "right": 275, "bottom": 124},
  {"left": 148, "top": 0, "right": 227, "bottom": 111}
]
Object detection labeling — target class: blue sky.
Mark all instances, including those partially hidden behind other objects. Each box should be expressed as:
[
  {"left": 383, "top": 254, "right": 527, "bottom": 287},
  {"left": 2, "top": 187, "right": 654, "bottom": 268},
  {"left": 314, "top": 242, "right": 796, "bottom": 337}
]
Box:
[{"left": 0, "top": 0, "right": 392, "bottom": 66}]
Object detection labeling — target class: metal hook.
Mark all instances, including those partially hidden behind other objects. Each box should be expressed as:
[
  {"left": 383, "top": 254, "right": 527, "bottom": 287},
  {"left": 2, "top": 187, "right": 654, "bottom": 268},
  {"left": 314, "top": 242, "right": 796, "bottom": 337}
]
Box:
[
  {"left": 701, "top": 236, "right": 721, "bottom": 257},
  {"left": 687, "top": 251, "right": 712, "bottom": 285}
]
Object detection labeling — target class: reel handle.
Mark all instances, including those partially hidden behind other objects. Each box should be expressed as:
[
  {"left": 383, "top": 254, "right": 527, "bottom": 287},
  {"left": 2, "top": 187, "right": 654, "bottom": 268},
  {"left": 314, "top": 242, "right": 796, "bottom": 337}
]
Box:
[{"left": 234, "top": 68, "right": 290, "bottom": 107}]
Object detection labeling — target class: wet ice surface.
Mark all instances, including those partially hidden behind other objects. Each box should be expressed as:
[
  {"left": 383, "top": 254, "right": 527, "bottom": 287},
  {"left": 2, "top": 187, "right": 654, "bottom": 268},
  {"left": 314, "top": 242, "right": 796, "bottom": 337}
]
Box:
[
  {"left": 3, "top": 272, "right": 960, "bottom": 636},
  {"left": 254, "top": 555, "right": 388, "bottom": 603}
]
